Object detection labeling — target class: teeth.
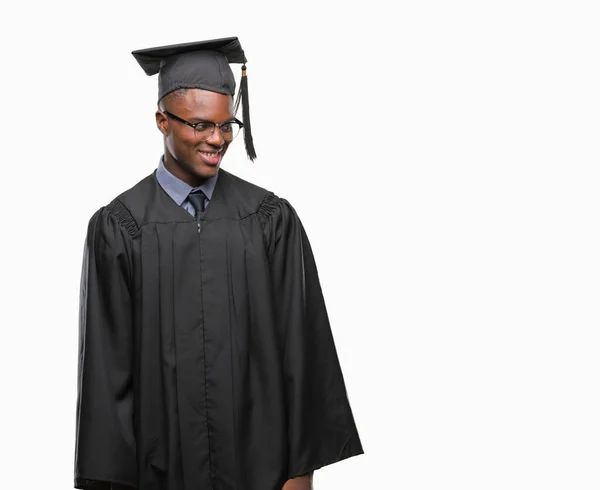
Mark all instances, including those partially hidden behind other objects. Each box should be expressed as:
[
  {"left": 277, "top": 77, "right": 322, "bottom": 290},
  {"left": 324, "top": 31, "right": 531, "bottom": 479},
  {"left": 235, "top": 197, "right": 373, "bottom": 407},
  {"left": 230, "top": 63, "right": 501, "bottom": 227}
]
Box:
[{"left": 200, "top": 151, "right": 218, "bottom": 157}]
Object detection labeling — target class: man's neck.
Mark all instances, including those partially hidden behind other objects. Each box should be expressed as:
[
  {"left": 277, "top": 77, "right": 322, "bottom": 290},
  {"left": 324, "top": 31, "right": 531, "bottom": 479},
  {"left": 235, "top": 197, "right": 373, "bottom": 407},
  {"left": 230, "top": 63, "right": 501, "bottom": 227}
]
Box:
[{"left": 163, "top": 154, "right": 208, "bottom": 188}]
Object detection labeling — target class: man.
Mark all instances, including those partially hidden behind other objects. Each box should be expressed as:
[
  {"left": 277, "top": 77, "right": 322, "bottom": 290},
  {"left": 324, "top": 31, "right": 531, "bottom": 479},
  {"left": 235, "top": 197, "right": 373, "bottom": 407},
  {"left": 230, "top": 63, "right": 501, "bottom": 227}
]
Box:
[{"left": 74, "top": 37, "right": 363, "bottom": 490}]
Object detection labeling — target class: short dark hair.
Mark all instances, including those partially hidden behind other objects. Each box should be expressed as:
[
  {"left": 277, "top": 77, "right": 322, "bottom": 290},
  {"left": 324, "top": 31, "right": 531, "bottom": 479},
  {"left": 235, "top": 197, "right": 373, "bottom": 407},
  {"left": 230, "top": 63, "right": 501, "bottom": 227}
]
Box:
[{"left": 158, "top": 88, "right": 189, "bottom": 111}]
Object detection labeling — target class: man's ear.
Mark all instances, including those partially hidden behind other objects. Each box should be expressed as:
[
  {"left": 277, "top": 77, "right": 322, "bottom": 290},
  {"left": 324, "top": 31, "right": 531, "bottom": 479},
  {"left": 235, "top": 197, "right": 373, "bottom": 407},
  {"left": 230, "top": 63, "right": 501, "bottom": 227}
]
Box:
[{"left": 156, "top": 110, "right": 169, "bottom": 136}]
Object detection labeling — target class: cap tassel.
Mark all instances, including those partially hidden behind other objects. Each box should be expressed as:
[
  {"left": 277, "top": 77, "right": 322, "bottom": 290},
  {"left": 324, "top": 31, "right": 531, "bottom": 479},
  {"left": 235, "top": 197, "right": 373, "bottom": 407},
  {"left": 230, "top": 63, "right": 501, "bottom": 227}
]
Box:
[{"left": 234, "top": 65, "right": 257, "bottom": 161}]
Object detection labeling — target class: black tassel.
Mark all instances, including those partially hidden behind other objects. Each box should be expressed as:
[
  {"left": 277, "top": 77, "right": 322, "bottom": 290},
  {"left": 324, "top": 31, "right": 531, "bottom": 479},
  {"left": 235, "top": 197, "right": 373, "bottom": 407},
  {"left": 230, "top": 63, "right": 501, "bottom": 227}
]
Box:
[{"left": 234, "top": 64, "right": 257, "bottom": 161}]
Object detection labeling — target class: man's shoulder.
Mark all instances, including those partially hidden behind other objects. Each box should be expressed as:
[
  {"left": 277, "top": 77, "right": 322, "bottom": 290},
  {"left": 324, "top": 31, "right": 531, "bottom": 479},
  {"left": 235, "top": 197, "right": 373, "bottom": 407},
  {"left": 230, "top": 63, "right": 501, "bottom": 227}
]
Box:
[
  {"left": 113, "top": 171, "right": 157, "bottom": 207},
  {"left": 217, "top": 168, "right": 284, "bottom": 218},
  {"left": 90, "top": 171, "right": 156, "bottom": 236},
  {"left": 219, "top": 168, "right": 272, "bottom": 199}
]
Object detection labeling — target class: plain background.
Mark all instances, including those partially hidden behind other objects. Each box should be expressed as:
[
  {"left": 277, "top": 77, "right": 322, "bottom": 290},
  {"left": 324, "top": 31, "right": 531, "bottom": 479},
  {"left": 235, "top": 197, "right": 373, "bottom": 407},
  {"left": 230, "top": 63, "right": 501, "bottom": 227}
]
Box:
[{"left": 1, "top": 1, "right": 599, "bottom": 489}]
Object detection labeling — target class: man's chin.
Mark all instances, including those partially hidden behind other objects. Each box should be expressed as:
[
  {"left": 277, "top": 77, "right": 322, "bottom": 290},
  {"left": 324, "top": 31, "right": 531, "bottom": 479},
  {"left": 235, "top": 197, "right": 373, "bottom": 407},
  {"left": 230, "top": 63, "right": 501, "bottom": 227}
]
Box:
[{"left": 190, "top": 161, "right": 220, "bottom": 181}]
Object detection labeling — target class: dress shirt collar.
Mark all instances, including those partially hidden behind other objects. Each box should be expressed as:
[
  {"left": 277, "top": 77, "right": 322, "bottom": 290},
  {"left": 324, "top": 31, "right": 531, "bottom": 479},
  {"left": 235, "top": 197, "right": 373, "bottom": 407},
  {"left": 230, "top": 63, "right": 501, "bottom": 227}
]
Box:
[{"left": 156, "top": 156, "right": 219, "bottom": 206}]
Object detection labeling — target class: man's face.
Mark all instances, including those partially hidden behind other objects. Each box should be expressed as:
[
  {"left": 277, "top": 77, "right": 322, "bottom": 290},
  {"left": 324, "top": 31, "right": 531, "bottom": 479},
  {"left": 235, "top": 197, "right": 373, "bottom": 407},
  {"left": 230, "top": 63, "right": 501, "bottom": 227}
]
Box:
[{"left": 156, "top": 89, "right": 234, "bottom": 184}]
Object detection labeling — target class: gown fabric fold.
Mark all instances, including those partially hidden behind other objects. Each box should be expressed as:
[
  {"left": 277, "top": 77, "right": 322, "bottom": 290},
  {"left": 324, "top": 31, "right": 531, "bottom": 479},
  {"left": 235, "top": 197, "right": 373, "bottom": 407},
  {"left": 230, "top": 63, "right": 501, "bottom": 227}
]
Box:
[{"left": 75, "top": 168, "right": 363, "bottom": 490}]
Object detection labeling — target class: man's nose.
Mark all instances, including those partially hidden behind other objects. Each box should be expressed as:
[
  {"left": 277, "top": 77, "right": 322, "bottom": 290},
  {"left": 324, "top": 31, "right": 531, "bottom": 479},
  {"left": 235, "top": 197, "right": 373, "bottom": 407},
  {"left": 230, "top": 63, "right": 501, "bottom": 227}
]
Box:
[{"left": 206, "top": 126, "right": 225, "bottom": 145}]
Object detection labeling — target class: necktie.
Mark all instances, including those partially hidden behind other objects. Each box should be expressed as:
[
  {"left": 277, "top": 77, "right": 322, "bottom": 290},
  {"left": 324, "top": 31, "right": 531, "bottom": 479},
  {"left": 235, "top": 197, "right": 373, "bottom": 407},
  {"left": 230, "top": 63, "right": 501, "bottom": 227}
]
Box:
[{"left": 187, "top": 189, "right": 206, "bottom": 218}]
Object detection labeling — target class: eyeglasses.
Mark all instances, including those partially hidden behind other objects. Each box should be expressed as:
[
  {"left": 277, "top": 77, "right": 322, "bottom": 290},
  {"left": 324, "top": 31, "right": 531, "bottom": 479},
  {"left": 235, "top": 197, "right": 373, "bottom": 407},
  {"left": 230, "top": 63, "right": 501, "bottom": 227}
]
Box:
[{"left": 164, "top": 111, "right": 243, "bottom": 141}]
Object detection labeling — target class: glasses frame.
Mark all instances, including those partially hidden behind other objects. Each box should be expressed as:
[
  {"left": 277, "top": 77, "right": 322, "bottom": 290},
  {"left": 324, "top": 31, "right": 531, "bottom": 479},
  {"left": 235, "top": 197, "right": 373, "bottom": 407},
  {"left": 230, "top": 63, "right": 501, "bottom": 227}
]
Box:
[{"left": 163, "top": 110, "right": 244, "bottom": 140}]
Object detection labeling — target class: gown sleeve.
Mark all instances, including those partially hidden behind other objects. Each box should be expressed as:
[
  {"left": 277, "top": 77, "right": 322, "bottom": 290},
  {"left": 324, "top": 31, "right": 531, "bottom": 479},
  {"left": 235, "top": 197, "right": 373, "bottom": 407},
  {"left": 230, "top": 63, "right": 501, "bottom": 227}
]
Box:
[
  {"left": 261, "top": 194, "right": 364, "bottom": 480},
  {"left": 74, "top": 206, "right": 137, "bottom": 490}
]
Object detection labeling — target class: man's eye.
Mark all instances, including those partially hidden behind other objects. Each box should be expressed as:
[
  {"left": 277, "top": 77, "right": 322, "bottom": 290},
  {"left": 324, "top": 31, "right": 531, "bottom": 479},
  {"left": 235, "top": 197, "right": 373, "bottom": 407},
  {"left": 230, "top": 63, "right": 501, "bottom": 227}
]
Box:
[{"left": 195, "top": 122, "right": 213, "bottom": 132}]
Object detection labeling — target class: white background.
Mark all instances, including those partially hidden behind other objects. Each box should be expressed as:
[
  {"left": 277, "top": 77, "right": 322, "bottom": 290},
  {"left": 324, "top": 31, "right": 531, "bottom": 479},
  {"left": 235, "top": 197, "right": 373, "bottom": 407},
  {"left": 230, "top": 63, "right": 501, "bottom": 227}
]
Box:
[{"left": 1, "top": 1, "right": 599, "bottom": 489}]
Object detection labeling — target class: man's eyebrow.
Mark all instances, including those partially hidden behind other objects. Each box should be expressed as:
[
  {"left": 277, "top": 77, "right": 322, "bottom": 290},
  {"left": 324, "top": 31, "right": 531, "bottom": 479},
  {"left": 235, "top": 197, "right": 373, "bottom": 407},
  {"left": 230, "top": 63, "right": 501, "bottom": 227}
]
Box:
[{"left": 189, "top": 117, "right": 236, "bottom": 124}]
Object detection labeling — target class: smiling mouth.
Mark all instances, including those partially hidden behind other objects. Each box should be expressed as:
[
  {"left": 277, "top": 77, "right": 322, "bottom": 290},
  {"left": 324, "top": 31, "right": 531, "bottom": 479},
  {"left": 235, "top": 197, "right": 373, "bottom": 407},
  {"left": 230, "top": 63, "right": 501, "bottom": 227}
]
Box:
[
  {"left": 198, "top": 150, "right": 221, "bottom": 158},
  {"left": 197, "top": 149, "right": 223, "bottom": 166}
]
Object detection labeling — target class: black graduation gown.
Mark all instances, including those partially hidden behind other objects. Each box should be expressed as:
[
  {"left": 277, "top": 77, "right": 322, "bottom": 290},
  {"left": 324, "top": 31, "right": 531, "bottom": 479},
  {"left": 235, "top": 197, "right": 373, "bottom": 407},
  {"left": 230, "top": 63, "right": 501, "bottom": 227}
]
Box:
[{"left": 74, "top": 168, "right": 363, "bottom": 490}]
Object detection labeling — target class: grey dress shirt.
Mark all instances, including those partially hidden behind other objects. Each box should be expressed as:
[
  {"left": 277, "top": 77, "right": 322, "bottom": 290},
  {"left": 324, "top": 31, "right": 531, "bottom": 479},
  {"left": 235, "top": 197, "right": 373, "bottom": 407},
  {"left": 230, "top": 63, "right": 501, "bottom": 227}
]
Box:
[{"left": 155, "top": 156, "right": 219, "bottom": 215}]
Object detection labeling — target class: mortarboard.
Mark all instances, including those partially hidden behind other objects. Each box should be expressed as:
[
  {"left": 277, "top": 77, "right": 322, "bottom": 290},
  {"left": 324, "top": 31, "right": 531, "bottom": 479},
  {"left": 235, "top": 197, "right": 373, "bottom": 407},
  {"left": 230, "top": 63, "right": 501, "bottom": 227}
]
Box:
[{"left": 132, "top": 36, "right": 256, "bottom": 161}]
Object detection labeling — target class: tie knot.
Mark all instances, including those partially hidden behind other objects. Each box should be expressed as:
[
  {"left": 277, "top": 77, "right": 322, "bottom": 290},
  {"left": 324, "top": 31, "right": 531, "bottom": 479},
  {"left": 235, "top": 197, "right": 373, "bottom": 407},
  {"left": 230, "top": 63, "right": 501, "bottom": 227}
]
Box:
[{"left": 187, "top": 190, "right": 206, "bottom": 216}]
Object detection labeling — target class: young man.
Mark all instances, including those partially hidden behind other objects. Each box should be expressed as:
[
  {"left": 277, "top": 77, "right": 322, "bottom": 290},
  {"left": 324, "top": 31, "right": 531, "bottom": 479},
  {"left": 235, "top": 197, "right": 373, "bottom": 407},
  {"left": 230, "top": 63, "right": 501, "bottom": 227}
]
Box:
[{"left": 74, "top": 37, "right": 363, "bottom": 490}]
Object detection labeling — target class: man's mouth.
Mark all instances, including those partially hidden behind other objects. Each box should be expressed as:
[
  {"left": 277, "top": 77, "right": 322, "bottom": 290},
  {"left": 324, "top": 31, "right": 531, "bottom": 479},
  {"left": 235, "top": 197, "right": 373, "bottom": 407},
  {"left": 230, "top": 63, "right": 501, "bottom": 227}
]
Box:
[{"left": 198, "top": 149, "right": 223, "bottom": 165}]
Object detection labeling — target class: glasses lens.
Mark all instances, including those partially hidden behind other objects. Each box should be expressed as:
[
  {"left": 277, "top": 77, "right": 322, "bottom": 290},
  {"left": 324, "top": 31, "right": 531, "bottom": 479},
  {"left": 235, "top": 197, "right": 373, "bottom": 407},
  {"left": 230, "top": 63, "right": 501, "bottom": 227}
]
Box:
[
  {"left": 193, "top": 122, "right": 215, "bottom": 140},
  {"left": 220, "top": 121, "right": 241, "bottom": 141},
  {"left": 193, "top": 121, "right": 241, "bottom": 141}
]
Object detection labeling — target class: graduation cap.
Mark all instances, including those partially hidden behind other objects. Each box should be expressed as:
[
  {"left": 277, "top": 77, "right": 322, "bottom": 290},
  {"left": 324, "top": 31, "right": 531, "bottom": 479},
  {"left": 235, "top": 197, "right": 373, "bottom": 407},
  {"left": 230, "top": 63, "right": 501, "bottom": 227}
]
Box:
[{"left": 132, "top": 36, "right": 256, "bottom": 161}]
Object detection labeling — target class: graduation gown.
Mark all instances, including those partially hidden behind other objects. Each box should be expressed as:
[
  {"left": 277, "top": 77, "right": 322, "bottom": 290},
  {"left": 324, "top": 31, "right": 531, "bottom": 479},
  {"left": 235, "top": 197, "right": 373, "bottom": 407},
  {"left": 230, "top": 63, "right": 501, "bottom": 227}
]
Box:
[{"left": 74, "top": 168, "right": 363, "bottom": 490}]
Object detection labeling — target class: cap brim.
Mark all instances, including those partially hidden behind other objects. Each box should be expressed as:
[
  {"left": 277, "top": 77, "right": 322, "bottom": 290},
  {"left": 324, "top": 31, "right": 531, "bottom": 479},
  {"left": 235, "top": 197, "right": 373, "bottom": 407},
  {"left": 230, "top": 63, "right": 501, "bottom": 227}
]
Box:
[{"left": 132, "top": 36, "right": 246, "bottom": 76}]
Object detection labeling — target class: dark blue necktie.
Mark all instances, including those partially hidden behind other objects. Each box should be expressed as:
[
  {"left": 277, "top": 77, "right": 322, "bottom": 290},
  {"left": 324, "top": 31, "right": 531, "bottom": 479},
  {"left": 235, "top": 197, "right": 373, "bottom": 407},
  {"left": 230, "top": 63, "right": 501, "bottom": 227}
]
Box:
[{"left": 187, "top": 189, "right": 206, "bottom": 218}]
